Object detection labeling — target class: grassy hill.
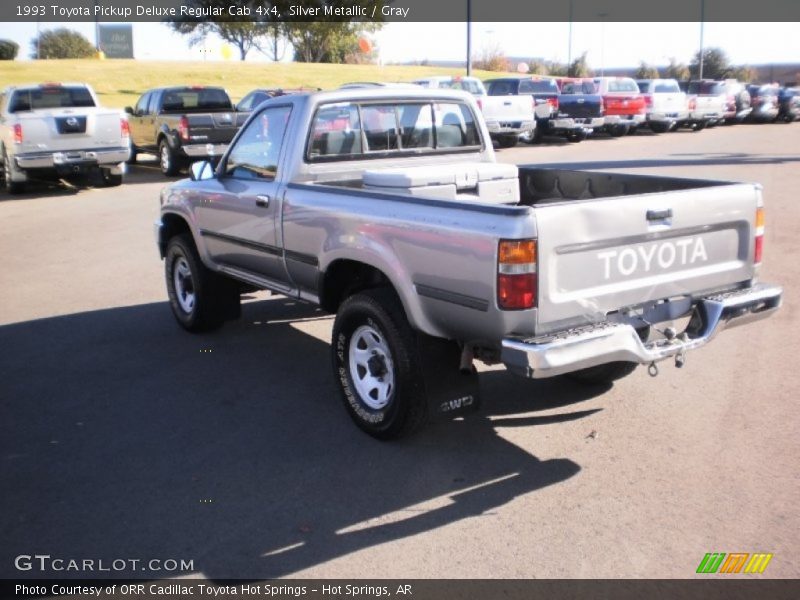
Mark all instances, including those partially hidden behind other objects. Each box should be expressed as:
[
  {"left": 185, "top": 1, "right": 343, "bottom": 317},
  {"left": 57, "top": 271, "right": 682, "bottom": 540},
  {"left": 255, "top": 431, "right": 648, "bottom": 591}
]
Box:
[{"left": 0, "top": 59, "right": 512, "bottom": 108}]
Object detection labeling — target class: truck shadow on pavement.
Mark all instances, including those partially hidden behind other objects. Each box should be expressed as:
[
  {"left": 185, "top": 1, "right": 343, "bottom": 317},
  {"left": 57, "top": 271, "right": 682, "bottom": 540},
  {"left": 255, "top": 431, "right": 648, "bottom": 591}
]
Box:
[{"left": 0, "top": 296, "right": 609, "bottom": 579}]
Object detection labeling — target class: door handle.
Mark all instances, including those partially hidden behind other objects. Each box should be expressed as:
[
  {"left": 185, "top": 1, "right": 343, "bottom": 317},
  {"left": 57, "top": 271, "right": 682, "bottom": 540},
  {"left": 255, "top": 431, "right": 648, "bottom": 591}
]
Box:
[
  {"left": 647, "top": 208, "right": 673, "bottom": 221},
  {"left": 255, "top": 195, "right": 270, "bottom": 208}
]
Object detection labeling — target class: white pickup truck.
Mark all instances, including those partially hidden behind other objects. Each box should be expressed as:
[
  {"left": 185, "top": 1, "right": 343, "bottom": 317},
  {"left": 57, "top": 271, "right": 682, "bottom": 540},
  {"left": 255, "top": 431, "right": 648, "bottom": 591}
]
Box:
[
  {"left": 413, "top": 76, "right": 535, "bottom": 148},
  {"left": 635, "top": 78, "right": 689, "bottom": 133},
  {"left": 0, "top": 83, "right": 130, "bottom": 193}
]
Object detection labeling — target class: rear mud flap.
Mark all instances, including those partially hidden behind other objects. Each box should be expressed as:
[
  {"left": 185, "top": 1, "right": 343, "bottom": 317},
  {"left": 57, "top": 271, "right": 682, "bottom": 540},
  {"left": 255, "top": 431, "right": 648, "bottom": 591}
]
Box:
[{"left": 416, "top": 334, "right": 481, "bottom": 422}]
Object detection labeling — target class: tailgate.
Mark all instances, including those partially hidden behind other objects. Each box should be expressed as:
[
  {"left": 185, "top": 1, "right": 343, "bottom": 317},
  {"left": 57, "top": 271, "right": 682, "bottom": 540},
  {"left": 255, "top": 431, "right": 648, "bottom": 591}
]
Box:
[
  {"left": 481, "top": 96, "right": 532, "bottom": 123},
  {"left": 186, "top": 112, "right": 240, "bottom": 144},
  {"left": 604, "top": 94, "right": 645, "bottom": 115},
  {"left": 16, "top": 110, "right": 124, "bottom": 153},
  {"left": 534, "top": 183, "right": 759, "bottom": 331},
  {"left": 559, "top": 96, "right": 603, "bottom": 119},
  {"left": 652, "top": 94, "right": 685, "bottom": 114}
]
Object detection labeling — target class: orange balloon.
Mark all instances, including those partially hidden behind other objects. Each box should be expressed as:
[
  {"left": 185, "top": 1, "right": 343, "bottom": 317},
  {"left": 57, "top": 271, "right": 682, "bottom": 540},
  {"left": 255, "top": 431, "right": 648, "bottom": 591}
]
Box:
[{"left": 358, "top": 37, "right": 372, "bottom": 53}]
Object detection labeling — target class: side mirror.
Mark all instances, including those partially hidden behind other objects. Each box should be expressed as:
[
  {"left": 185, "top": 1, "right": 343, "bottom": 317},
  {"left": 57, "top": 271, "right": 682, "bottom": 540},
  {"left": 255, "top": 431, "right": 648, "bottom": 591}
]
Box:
[
  {"left": 190, "top": 160, "right": 215, "bottom": 182},
  {"left": 124, "top": 106, "right": 134, "bottom": 115}
]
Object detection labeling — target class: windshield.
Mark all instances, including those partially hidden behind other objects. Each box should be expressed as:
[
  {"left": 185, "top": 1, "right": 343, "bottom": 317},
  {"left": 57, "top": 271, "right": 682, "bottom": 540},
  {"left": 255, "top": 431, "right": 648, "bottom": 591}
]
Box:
[{"left": 9, "top": 86, "right": 95, "bottom": 112}]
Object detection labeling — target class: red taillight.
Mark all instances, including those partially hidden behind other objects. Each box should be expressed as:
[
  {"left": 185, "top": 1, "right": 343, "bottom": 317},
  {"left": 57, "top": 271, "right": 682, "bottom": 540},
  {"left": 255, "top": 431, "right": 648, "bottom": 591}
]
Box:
[
  {"left": 644, "top": 94, "right": 653, "bottom": 107},
  {"left": 547, "top": 97, "right": 559, "bottom": 111},
  {"left": 120, "top": 118, "right": 130, "bottom": 139},
  {"left": 688, "top": 97, "right": 697, "bottom": 111},
  {"left": 13, "top": 124, "right": 22, "bottom": 143},
  {"left": 178, "top": 116, "right": 190, "bottom": 141},
  {"left": 498, "top": 239, "right": 537, "bottom": 310},
  {"left": 754, "top": 206, "right": 764, "bottom": 265},
  {"left": 476, "top": 98, "right": 483, "bottom": 111}
]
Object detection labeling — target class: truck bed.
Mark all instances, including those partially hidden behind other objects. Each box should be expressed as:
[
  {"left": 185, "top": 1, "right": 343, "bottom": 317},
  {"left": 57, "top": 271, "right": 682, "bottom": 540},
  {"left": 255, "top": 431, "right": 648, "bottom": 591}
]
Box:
[
  {"left": 319, "top": 167, "right": 726, "bottom": 207},
  {"left": 517, "top": 168, "right": 722, "bottom": 205}
]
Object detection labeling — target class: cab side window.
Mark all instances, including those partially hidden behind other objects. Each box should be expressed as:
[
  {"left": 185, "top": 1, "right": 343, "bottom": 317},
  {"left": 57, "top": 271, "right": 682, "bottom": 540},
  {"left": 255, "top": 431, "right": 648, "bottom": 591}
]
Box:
[
  {"left": 225, "top": 105, "right": 292, "bottom": 180},
  {"left": 135, "top": 92, "right": 150, "bottom": 116}
]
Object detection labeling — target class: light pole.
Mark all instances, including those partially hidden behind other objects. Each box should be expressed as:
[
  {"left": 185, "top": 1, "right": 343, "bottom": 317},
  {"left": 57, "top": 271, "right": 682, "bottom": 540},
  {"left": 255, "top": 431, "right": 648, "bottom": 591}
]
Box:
[
  {"left": 466, "top": 0, "right": 472, "bottom": 76},
  {"left": 698, "top": 0, "right": 705, "bottom": 79},
  {"left": 598, "top": 13, "right": 608, "bottom": 77},
  {"left": 567, "top": 0, "right": 573, "bottom": 71}
]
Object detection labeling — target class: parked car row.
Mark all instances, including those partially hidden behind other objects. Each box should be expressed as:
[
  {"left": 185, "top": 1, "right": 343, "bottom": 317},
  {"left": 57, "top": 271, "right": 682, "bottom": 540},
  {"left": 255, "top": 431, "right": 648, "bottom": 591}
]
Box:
[
  {"left": 1, "top": 76, "right": 796, "bottom": 192},
  {"left": 411, "top": 74, "right": 797, "bottom": 146}
]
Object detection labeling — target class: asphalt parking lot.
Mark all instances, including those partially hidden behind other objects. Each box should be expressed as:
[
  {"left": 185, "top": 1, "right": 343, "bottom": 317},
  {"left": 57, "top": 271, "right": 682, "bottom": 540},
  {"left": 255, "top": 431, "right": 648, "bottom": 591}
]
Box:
[{"left": 1, "top": 123, "right": 798, "bottom": 579}]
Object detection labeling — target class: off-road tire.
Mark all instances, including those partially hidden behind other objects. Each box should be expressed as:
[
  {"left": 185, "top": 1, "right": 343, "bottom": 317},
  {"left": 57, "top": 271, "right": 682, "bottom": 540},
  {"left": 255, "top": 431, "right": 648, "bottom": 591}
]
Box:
[
  {"left": 332, "top": 288, "right": 428, "bottom": 440},
  {"left": 159, "top": 139, "right": 181, "bottom": 177},
  {"left": 165, "top": 233, "right": 240, "bottom": 332}
]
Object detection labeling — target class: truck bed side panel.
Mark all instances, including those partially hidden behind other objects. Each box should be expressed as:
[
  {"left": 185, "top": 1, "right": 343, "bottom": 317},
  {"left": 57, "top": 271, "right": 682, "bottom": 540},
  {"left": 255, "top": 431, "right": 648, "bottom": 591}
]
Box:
[{"left": 281, "top": 182, "right": 537, "bottom": 343}]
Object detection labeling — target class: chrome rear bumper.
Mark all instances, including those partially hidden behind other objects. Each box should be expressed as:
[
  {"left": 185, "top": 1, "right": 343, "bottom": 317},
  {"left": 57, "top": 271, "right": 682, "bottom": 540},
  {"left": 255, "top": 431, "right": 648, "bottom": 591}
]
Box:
[{"left": 501, "top": 283, "right": 783, "bottom": 379}]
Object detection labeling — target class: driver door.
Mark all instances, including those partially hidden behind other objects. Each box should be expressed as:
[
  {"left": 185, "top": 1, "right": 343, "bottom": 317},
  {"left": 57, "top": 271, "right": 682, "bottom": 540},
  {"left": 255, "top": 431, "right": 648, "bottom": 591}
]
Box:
[{"left": 195, "top": 104, "right": 293, "bottom": 288}]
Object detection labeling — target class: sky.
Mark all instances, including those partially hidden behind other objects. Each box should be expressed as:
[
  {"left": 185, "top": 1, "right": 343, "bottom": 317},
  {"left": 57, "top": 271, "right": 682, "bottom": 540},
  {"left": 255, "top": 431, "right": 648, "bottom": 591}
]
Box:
[{"left": 0, "top": 21, "right": 798, "bottom": 69}]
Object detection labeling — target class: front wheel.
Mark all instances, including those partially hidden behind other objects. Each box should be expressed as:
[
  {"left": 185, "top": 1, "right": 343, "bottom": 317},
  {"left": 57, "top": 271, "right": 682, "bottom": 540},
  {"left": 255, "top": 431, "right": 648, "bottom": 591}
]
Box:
[
  {"left": 332, "top": 289, "right": 428, "bottom": 440},
  {"left": 164, "top": 233, "right": 240, "bottom": 332}
]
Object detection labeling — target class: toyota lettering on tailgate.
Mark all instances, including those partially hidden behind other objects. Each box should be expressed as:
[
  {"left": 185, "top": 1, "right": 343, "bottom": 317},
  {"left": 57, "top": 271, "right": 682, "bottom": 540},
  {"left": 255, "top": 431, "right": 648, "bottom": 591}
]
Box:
[{"left": 597, "top": 237, "right": 709, "bottom": 280}]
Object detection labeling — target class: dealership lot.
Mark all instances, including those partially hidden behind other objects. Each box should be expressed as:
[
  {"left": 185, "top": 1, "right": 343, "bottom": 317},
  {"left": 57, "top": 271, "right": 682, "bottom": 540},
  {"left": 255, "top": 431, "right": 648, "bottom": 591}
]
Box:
[{"left": 1, "top": 123, "right": 797, "bottom": 578}]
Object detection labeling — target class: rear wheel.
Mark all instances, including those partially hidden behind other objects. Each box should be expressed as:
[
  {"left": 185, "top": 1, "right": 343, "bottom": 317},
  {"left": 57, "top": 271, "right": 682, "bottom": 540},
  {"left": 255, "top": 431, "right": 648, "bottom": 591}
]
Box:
[
  {"left": 566, "top": 129, "right": 586, "bottom": 143},
  {"left": 165, "top": 233, "right": 240, "bottom": 332},
  {"left": 609, "top": 124, "right": 629, "bottom": 137},
  {"left": 332, "top": 288, "right": 428, "bottom": 440},
  {"left": 2, "top": 149, "right": 25, "bottom": 194},
  {"left": 650, "top": 122, "right": 671, "bottom": 134},
  {"left": 496, "top": 134, "right": 519, "bottom": 148},
  {"left": 159, "top": 139, "right": 181, "bottom": 176},
  {"left": 692, "top": 121, "right": 707, "bottom": 131}
]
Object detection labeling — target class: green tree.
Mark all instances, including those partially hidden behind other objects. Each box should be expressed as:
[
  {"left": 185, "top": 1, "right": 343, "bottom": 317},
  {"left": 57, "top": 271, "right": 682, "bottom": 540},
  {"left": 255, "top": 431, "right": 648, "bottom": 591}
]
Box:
[
  {"left": 170, "top": 1, "right": 271, "bottom": 61},
  {"left": 690, "top": 47, "right": 733, "bottom": 79},
  {"left": 172, "top": 1, "right": 383, "bottom": 63},
  {"left": 286, "top": 21, "right": 381, "bottom": 63},
  {"left": 31, "top": 28, "right": 94, "bottom": 59},
  {"left": 0, "top": 39, "right": 19, "bottom": 60},
  {"left": 635, "top": 61, "right": 660, "bottom": 79},
  {"left": 664, "top": 57, "right": 690, "bottom": 81},
  {"left": 527, "top": 59, "right": 549, "bottom": 76},
  {"left": 568, "top": 52, "right": 591, "bottom": 78},
  {"left": 472, "top": 43, "right": 510, "bottom": 72},
  {"left": 547, "top": 62, "right": 568, "bottom": 77},
  {"left": 728, "top": 65, "right": 753, "bottom": 82}
]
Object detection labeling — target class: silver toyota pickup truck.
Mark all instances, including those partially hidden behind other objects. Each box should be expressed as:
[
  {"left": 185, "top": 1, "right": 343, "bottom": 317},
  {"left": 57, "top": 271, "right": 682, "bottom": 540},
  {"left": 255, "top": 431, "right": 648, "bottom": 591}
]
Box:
[{"left": 155, "top": 88, "right": 782, "bottom": 439}]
